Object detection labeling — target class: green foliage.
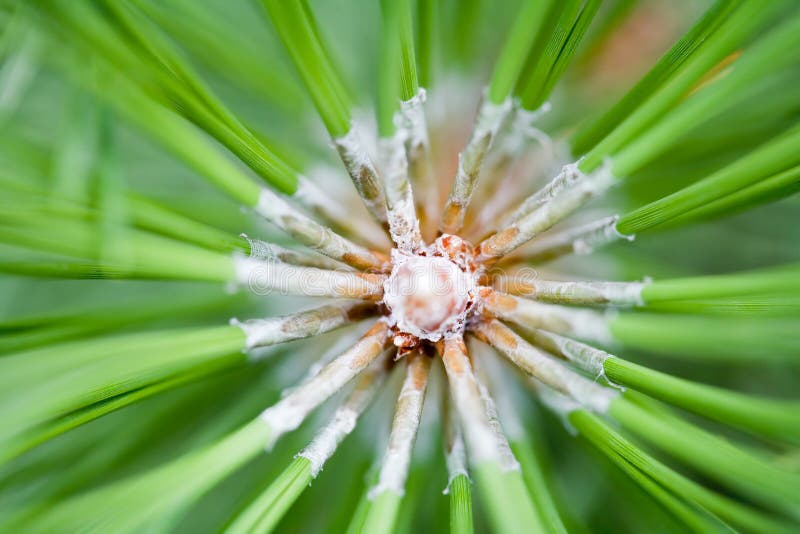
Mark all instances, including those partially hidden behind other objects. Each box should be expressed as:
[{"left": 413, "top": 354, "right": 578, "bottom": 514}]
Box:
[
  {"left": 610, "top": 393, "right": 800, "bottom": 517},
  {"left": 448, "top": 474, "right": 474, "bottom": 534},
  {"left": 226, "top": 457, "right": 313, "bottom": 533},
  {"left": 579, "top": 1, "right": 795, "bottom": 173},
  {"left": 516, "top": 0, "right": 601, "bottom": 111},
  {"left": 487, "top": 0, "right": 553, "bottom": 105},
  {"left": 472, "top": 462, "right": 545, "bottom": 533},
  {"left": 1, "top": 0, "right": 799, "bottom": 531},
  {"left": 261, "top": 0, "right": 352, "bottom": 137}
]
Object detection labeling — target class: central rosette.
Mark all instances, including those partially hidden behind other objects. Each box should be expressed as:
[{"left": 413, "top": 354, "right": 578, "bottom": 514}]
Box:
[{"left": 383, "top": 235, "right": 479, "bottom": 347}]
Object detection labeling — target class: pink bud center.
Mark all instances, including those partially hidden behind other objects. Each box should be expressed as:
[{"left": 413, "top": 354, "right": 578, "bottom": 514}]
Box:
[{"left": 383, "top": 251, "right": 475, "bottom": 342}]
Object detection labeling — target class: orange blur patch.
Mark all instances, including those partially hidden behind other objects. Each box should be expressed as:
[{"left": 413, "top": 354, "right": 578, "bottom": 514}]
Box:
[
  {"left": 442, "top": 338, "right": 467, "bottom": 375},
  {"left": 357, "top": 272, "right": 386, "bottom": 285},
  {"left": 441, "top": 202, "right": 465, "bottom": 234},
  {"left": 690, "top": 50, "right": 742, "bottom": 96},
  {"left": 373, "top": 250, "right": 391, "bottom": 267},
  {"left": 411, "top": 356, "right": 430, "bottom": 389},
  {"left": 337, "top": 273, "right": 384, "bottom": 300},
  {"left": 580, "top": 3, "right": 680, "bottom": 96},
  {"left": 350, "top": 343, "right": 379, "bottom": 369},
  {"left": 472, "top": 325, "right": 490, "bottom": 344},
  {"left": 364, "top": 321, "right": 389, "bottom": 338},
  {"left": 485, "top": 291, "right": 518, "bottom": 313},
  {"left": 342, "top": 252, "right": 375, "bottom": 272},
  {"left": 488, "top": 321, "right": 518, "bottom": 350},
  {"left": 497, "top": 278, "right": 535, "bottom": 296},
  {"left": 480, "top": 227, "right": 519, "bottom": 258},
  {"left": 350, "top": 322, "right": 389, "bottom": 368},
  {"left": 475, "top": 271, "right": 492, "bottom": 285}
]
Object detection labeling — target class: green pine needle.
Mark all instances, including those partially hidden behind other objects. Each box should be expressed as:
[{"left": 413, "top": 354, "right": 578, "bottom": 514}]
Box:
[
  {"left": 261, "top": 0, "right": 352, "bottom": 137},
  {"left": 604, "top": 356, "right": 800, "bottom": 443},
  {"left": 487, "top": 0, "right": 553, "bottom": 105},
  {"left": 610, "top": 393, "right": 800, "bottom": 517},
  {"left": 2, "top": 1, "right": 799, "bottom": 531},
  {"left": 472, "top": 462, "right": 545, "bottom": 533},
  {"left": 448, "top": 473, "right": 474, "bottom": 534},
  {"left": 226, "top": 456, "right": 313, "bottom": 534}
]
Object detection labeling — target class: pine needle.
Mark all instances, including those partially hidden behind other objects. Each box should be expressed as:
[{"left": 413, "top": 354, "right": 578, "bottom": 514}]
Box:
[
  {"left": 487, "top": 0, "right": 553, "bottom": 106},
  {"left": 448, "top": 474, "right": 473, "bottom": 534},
  {"left": 3, "top": 1, "right": 800, "bottom": 531},
  {"left": 226, "top": 456, "right": 312, "bottom": 534},
  {"left": 617, "top": 124, "right": 800, "bottom": 234},
  {"left": 604, "top": 356, "right": 800, "bottom": 443},
  {"left": 570, "top": 0, "right": 741, "bottom": 155},
  {"left": 579, "top": 0, "right": 792, "bottom": 173},
  {"left": 516, "top": 0, "right": 602, "bottom": 112},
  {"left": 260, "top": 0, "right": 352, "bottom": 138},
  {"left": 609, "top": 393, "right": 800, "bottom": 516},
  {"left": 610, "top": 312, "right": 800, "bottom": 363},
  {"left": 570, "top": 409, "right": 797, "bottom": 533}
]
